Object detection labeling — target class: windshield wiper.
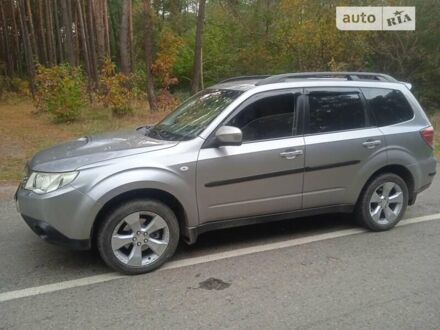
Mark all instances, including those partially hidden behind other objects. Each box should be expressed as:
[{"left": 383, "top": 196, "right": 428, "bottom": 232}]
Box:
[{"left": 147, "top": 126, "right": 163, "bottom": 139}]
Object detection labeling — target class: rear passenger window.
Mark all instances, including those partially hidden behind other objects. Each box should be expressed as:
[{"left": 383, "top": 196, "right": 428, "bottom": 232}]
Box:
[
  {"left": 307, "top": 92, "right": 365, "bottom": 134},
  {"left": 362, "top": 88, "right": 413, "bottom": 126}
]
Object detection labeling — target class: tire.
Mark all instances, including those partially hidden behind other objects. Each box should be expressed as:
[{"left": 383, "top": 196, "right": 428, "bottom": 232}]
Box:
[
  {"left": 97, "top": 199, "right": 180, "bottom": 274},
  {"left": 355, "top": 173, "right": 408, "bottom": 231}
]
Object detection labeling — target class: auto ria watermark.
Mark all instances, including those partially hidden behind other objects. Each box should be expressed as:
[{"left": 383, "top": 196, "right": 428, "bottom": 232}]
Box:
[{"left": 336, "top": 7, "right": 415, "bottom": 31}]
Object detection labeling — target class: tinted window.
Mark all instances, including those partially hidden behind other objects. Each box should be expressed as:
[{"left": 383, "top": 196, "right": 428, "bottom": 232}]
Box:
[
  {"left": 308, "top": 92, "right": 365, "bottom": 134},
  {"left": 362, "top": 88, "right": 413, "bottom": 126},
  {"left": 226, "top": 93, "right": 296, "bottom": 142}
]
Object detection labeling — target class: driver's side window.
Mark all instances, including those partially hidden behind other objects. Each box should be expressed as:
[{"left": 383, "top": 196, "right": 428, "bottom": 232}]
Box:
[{"left": 226, "top": 92, "right": 298, "bottom": 142}]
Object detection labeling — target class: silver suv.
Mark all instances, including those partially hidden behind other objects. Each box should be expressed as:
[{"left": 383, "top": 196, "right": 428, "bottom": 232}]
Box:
[{"left": 16, "top": 72, "right": 437, "bottom": 274}]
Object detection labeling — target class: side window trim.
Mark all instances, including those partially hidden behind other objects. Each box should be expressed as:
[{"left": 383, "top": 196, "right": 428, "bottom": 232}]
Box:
[
  {"left": 304, "top": 87, "right": 369, "bottom": 136},
  {"left": 202, "top": 89, "right": 303, "bottom": 148},
  {"left": 357, "top": 89, "right": 374, "bottom": 127}
]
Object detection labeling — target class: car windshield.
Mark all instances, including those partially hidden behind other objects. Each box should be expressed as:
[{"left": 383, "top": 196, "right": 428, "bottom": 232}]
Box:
[{"left": 148, "top": 89, "right": 243, "bottom": 141}]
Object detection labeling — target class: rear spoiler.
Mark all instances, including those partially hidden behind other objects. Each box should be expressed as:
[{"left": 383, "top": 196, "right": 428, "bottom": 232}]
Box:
[{"left": 401, "top": 82, "right": 412, "bottom": 90}]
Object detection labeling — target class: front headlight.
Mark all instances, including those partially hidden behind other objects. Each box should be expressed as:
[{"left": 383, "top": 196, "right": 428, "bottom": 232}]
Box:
[{"left": 24, "top": 171, "right": 79, "bottom": 194}]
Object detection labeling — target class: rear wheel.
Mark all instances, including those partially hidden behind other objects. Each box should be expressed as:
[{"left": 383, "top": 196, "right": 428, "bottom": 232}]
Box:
[
  {"left": 97, "top": 199, "right": 179, "bottom": 274},
  {"left": 356, "top": 173, "right": 408, "bottom": 231}
]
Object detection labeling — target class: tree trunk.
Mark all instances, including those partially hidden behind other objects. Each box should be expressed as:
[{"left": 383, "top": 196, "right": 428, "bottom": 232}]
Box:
[
  {"left": 0, "top": 3, "right": 14, "bottom": 75},
  {"left": 103, "top": 0, "right": 110, "bottom": 57},
  {"left": 17, "top": 0, "right": 35, "bottom": 96},
  {"left": 128, "top": 0, "right": 134, "bottom": 71},
  {"left": 108, "top": 1, "right": 118, "bottom": 58},
  {"left": 25, "top": 0, "right": 39, "bottom": 63},
  {"left": 38, "top": 0, "right": 48, "bottom": 65},
  {"left": 61, "top": 0, "right": 75, "bottom": 65},
  {"left": 0, "top": 7, "right": 7, "bottom": 77},
  {"left": 93, "top": 0, "right": 106, "bottom": 62},
  {"left": 0, "top": 25, "right": 5, "bottom": 80},
  {"left": 53, "top": 0, "right": 64, "bottom": 63},
  {"left": 87, "top": 0, "right": 98, "bottom": 78},
  {"left": 143, "top": 0, "right": 157, "bottom": 112},
  {"left": 76, "top": 0, "right": 93, "bottom": 82},
  {"left": 11, "top": 1, "right": 22, "bottom": 73},
  {"left": 191, "top": 0, "right": 206, "bottom": 94},
  {"left": 45, "top": 0, "right": 56, "bottom": 65},
  {"left": 73, "top": 2, "right": 80, "bottom": 65},
  {"left": 120, "top": 0, "right": 131, "bottom": 74}
]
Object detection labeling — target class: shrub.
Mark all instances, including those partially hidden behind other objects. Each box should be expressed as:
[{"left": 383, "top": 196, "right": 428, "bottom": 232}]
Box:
[
  {"left": 152, "top": 30, "right": 182, "bottom": 111},
  {"left": 34, "top": 64, "right": 86, "bottom": 122},
  {"left": 152, "top": 30, "right": 182, "bottom": 90},
  {"left": 0, "top": 75, "right": 31, "bottom": 101},
  {"left": 97, "top": 58, "right": 133, "bottom": 117}
]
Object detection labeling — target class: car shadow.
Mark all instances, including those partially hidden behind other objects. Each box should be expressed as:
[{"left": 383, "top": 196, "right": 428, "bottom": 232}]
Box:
[{"left": 175, "top": 213, "right": 356, "bottom": 259}]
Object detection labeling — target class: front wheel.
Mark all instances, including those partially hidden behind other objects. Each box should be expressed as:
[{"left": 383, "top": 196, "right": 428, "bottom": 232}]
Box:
[
  {"left": 97, "top": 199, "right": 180, "bottom": 274},
  {"left": 355, "top": 173, "right": 408, "bottom": 231}
]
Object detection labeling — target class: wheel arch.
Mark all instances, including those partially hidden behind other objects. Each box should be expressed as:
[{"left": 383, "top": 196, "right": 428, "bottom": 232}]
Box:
[
  {"left": 358, "top": 164, "right": 415, "bottom": 205},
  {"left": 91, "top": 188, "right": 189, "bottom": 246}
]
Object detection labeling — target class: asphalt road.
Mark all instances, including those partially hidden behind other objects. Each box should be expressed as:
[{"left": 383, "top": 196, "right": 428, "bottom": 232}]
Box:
[{"left": 0, "top": 170, "right": 439, "bottom": 329}]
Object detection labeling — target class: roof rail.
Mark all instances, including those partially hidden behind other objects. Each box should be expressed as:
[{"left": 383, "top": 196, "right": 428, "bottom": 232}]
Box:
[
  {"left": 219, "top": 75, "right": 270, "bottom": 84},
  {"left": 255, "top": 72, "right": 398, "bottom": 86}
]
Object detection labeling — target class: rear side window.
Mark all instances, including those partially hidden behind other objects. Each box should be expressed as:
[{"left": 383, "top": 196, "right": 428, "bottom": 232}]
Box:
[
  {"left": 307, "top": 92, "right": 365, "bottom": 134},
  {"left": 362, "top": 88, "right": 413, "bottom": 126}
]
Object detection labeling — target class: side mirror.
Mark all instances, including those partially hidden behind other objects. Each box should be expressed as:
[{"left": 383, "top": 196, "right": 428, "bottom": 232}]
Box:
[{"left": 215, "top": 126, "right": 242, "bottom": 146}]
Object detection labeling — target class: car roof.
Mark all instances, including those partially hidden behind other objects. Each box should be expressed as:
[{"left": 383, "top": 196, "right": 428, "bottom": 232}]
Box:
[{"left": 210, "top": 72, "right": 412, "bottom": 92}]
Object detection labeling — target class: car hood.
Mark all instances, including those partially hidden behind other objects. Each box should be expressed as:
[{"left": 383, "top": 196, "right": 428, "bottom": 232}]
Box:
[{"left": 29, "top": 127, "right": 177, "bottom": 172}]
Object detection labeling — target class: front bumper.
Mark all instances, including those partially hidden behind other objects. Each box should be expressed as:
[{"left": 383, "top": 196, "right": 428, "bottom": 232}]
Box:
[
  {"left": 15, "top": 183, "right": 98, "bottom": 250},
  {"left": 21, "top": 215, "right": 90, "bottom": 250}
]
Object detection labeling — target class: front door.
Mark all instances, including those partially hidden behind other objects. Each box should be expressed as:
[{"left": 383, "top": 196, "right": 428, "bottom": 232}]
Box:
[{"left": 196, "top": 89, "right": 305, "bottom": 223}]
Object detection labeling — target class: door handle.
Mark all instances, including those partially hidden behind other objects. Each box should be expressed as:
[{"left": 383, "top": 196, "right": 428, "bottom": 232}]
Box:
[
  {"left": 362, "top": 139, "right": 382, "bottom": 149},
  {"left": 280, "top": 150, "right": 303, "bottom": 159}
]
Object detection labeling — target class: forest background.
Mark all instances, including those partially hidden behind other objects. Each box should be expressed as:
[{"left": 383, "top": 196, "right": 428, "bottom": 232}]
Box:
[{"left": 0, "top": 0, "right": 439, "bottom": 181}]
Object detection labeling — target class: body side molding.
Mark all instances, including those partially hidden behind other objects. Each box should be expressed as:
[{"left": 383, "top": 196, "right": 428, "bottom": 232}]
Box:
[{"left": 205, "top": 160, "right": 361, "bottom": 188}]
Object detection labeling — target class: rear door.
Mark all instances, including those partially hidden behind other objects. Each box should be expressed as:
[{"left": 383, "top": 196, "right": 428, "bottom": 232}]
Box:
[
  {"left": 196, "top": 89, "right": 305, "bottom": 223},
  {"left": 303, "top": 87, "right": 386, "bottom": 208}
]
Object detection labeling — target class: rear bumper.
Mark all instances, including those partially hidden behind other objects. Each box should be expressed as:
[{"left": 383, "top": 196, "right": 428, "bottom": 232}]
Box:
[
  {"left": 408, "top": 157, "right": 437, "bottom": 205},
  {"left": 409, "top": 157, "right": 437, "bottom": 190},
  {"left": 408, "top": 158, "right": 437, "bottom": 205},
  {"left": 22, "top": 215, "right": 91, "bottom": 250}
]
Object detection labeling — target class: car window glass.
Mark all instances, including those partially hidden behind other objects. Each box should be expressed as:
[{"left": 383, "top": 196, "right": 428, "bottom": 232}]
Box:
[
  {"left": 226, "top": 93, "right": 297, "bottom": 142},
  {"left": 151, "top": 89, "right": 243, "bottom": 141},
  {"left": 308, "top": 92, "right": 365, "bottom": 134},
  {"left": 362, "top": 88, "right": 413, "bottom": 126}
]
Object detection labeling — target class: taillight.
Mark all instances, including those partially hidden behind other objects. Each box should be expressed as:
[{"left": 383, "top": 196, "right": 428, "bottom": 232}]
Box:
[{"left": 420, "top": 126, "right": 434, "bottom": 148}]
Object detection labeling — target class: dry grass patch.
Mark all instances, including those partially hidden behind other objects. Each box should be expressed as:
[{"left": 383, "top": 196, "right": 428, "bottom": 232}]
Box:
[{"left": 0, "top": 99, "right": 171, "bottom": 182}]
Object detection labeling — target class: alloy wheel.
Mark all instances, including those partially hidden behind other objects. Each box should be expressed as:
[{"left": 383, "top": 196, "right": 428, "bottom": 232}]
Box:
[
  {"left": 369, "top": 182, "right": 404, "bottom": 225},
  {"left": 111, "top": 211, "right": 170, "bottom": 267}
]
